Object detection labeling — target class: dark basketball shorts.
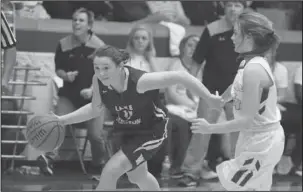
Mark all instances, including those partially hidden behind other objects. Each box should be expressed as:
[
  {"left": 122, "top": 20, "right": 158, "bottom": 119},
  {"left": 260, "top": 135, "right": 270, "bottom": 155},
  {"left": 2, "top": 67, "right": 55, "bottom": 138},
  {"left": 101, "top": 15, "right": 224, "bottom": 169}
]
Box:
[{"left": 117, "top": 119, "right": 169, "bottom": 171}]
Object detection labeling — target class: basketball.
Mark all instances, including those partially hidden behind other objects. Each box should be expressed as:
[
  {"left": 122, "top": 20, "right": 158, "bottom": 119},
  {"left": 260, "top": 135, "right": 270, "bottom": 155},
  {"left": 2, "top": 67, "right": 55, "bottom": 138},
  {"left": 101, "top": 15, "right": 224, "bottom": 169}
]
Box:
[{"left": 26, "top": 115, "right": 65, "bottom": 152}]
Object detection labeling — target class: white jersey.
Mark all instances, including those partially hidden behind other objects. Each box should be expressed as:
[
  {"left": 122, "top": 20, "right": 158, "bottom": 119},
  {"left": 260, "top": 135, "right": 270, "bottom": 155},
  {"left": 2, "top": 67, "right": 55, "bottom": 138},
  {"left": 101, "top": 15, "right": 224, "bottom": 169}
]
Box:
[
  {"left": 217, "top": 56, "right": 285, "bottom": 191},
  {"left": 231, "top": 56, "right": 281, "bottom": 130}
]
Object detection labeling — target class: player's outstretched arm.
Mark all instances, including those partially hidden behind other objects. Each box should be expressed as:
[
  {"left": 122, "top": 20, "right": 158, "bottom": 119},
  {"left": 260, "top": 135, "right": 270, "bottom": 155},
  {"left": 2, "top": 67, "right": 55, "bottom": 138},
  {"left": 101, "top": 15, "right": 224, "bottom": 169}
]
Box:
[
  {"left": 137, "top": 71, "right": 222, "bottom": 110},
  {"left": 191, "top": 63, "right": 269, "bottom": 134},
  {"left": 58, "top": 75, "right": 105, "bottom": 125}
]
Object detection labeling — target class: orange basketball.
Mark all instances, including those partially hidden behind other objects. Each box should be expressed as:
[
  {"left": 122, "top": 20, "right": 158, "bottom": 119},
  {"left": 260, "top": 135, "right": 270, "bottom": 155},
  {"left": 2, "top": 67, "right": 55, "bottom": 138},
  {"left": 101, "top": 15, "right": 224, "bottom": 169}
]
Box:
[{"left": 26, "top": 115, "right": 65, "bottom": 152}]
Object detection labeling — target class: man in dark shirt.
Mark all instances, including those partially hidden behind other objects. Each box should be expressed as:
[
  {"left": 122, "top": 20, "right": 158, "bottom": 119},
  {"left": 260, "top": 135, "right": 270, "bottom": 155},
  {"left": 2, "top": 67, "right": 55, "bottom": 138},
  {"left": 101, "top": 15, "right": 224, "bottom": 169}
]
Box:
[{"left": 178, "top": 1, "right": 246, "bottom": 187}]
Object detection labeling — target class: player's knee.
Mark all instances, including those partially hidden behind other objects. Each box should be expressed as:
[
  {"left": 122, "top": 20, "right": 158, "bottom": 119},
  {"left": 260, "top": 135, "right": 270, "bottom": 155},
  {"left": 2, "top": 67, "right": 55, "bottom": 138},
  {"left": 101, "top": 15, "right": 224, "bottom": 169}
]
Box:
[{"left": 102, "top": 151, "right": 131, "bottom": 178}]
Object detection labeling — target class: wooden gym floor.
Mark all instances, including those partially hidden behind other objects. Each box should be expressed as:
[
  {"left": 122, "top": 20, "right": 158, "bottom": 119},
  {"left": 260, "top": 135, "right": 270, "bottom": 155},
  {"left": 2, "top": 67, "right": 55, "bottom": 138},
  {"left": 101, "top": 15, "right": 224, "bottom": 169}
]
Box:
[{"left": 2, "top": 168, "right": 302, "bottom": 191}]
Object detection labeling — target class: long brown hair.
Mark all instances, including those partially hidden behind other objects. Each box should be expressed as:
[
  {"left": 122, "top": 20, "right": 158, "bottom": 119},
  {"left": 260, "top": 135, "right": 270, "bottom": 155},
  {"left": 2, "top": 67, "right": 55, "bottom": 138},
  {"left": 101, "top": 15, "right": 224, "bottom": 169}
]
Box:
[{"left": 237, "top": 11, "right": 280, "bottom": 70}]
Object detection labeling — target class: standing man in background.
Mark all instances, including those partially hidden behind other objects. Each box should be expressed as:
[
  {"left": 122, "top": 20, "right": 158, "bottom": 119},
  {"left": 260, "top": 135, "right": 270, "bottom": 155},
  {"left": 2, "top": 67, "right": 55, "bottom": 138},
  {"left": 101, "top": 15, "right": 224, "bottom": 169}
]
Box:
[
  {"left": 178, "top": 1, "right": 247, "bottom": 187},
  {"left": 1, "top": 10, "right": 17, "bottom": 93}
]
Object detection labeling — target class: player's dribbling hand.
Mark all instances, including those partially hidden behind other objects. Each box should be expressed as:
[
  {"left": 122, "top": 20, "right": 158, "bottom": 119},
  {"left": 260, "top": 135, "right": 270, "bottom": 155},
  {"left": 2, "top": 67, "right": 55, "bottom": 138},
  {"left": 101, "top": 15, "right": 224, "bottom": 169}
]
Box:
[
  {"left": 80, "top": 88, "right": 93, "bottom": 100},
  {"left": 190, "top": 118, "right": 212, "bottom": 134},
  {"left": 65, "top": 71, "right": 79, "bottom": 82}
]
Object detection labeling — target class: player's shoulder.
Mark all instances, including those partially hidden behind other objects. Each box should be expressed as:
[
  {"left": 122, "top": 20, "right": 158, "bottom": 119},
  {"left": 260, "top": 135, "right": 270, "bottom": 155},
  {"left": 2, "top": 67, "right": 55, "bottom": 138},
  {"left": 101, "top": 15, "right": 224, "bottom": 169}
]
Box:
[
  {"left": 207, "top": 17, "right": 232, "bottom": 37},
  {"left": 246, "top": 56, "right": 268, "bottom": 66},
  {"left": 243, "top": 56, "right": 271, "bottom": 79}
]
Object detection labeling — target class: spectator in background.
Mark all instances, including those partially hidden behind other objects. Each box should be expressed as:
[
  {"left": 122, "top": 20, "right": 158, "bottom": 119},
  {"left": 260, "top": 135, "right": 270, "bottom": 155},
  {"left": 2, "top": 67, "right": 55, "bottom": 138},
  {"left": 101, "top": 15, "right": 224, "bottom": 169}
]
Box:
[
  {"left": 135, "top": 1, "right": 191, "bottom": 26},
  {"left": 293, "top": 65, "right": 302, "bottom": 176},
  {"left": 36, "top": 8, "right": 106, "bottom": 176},
  {"left": 278, "top": 64, "right": 302, "bottom": 176},
  {"left": 125, "top": 24, "right": 158, "bottom": 72},
  {"left": 1, "top": 10, "right": 17, "bottom": 92},
  {"left": 182, "top": 1, "right": 222, "bottom": 26},
  {"left": 16, "top": 1, "right": 50, "bottom": 19},
  {"left": 43, "top": 1, "right": 112, "bottom": 20},
  {"left": 178, "top": 1, "right": 246, "bottom": 187},
  {"left": 273, "top": 61, "right": 289, "bottom": 111},
  {"left": 165, "top": 35, "right": 201, "bottom": 178},
  {"left": 111, "top": 1, "right": 150, "bottom": 22}
]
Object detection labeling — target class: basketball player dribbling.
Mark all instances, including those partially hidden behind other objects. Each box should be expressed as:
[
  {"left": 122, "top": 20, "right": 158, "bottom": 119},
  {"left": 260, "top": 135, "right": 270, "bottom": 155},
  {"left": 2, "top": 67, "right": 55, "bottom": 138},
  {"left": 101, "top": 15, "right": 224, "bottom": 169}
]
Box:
[
  {"left": 53, "top": 45, "right": 223, "bottom": 191},
  {"left": 191, "top": 11, "right": 285, "bottom": 191}
]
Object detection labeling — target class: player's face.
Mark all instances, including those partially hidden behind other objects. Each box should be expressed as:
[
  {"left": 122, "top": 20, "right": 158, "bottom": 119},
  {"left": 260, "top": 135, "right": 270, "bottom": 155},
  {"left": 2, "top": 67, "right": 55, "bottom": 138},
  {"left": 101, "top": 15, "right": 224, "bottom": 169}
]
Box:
[
  {"left": 183, "top": 36, "right": 199, "bottom": 58},
  {"left": 132, "top": 29, "right": 150, "bottom": 53},
  {"left": 93, "top": 56, "right": 120, "bottom": 86},
  {"left": 72, "top": 12, "right": 91, "bottom": 36},
  {"left": 224, "top": 2, "right": 245, "bottom": 24},
  {"left": 231, "top": 22, "right": 253, "bottom": 53}
]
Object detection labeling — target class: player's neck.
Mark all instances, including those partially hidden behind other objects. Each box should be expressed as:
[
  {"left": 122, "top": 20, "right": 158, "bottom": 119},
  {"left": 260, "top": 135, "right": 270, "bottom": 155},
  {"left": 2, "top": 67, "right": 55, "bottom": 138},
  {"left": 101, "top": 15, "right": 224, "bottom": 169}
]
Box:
[{"left": 111, "top": 68, "right": 127, "bottom": 93}]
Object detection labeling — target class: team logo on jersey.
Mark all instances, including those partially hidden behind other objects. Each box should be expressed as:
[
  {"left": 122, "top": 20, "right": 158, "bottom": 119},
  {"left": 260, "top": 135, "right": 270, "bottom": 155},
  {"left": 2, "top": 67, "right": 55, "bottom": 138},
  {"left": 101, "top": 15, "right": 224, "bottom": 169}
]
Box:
[{"left": 115, "top": 105, "right": 141, "bottom": 125}]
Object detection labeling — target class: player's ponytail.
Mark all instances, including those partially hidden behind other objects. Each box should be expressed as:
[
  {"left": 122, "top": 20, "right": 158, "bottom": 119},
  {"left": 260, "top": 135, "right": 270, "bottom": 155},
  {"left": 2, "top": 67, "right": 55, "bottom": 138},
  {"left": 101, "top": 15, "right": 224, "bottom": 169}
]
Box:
[{"left": 237, "top": 11, "right": 280, "bottom": 70}]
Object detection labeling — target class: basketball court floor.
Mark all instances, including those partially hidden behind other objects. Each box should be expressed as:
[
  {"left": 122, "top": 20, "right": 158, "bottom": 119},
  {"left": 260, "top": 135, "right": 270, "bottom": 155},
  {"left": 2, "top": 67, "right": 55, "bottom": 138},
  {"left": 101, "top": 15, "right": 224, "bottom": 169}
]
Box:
[{"left": 2, "top": 171, "right": 302, "bottom": 191}]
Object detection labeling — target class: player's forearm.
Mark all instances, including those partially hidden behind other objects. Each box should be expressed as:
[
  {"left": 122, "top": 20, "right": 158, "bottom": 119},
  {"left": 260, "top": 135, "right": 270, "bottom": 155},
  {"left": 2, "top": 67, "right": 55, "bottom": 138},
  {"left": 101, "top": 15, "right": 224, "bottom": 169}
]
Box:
[
  {"left": 59, "top": 103, "right": 99, "bottom": 125},
  {"left": 178, "top": 71, "right": 213, "bottom": 102},
  {"left": 167, "top": 90, "right": 196, "bottom": 108},
  {"left": 208, "top": 116, "right": 251, "bottom": 134}
]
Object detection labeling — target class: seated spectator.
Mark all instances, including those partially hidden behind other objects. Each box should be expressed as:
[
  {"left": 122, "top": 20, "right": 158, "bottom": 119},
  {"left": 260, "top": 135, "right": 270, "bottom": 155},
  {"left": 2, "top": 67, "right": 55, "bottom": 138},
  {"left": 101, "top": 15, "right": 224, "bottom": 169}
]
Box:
[
  {"left": 136, "top": 1, "right": 191, "bottom": 26},
  {"left": 125, "top": 24, "right": 158, "bottom": 72},
  {"left": 36, "top": 8, "right": 106, "bottom": 176},
  {"left": 16, "top": 1, "right": 50, "bottom": 19},
  {"left": 182, "top": 1, "right": 222, "bottom": 26},
  {"left": 165, "top": 35, "right": 201, "bottom": 178},
  {"left": 111, "top": 1, "right": 150, "bottom": 22},
  {"left": 278, "top": 64, "right": 302, "bottom": 176}
]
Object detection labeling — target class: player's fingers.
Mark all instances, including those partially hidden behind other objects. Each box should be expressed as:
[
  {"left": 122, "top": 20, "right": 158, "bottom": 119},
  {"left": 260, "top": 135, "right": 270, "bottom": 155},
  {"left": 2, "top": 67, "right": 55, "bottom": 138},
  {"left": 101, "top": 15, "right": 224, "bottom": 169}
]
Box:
[{"left": 215, "top": 90, "right": 219, "bottom": 96}]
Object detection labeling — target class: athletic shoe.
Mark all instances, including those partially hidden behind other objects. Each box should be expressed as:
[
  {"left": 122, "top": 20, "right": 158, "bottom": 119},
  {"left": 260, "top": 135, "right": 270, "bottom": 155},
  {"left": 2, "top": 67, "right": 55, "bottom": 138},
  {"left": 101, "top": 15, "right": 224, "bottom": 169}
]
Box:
[
  {"left": 170, "top": 170, "right": 184, "bottom": 179},
  {"left": 200, "top": 160, "right": 218, "bottom": 180},
  {"left": 37, "top": 155, "right": 53, "bottom": 176},
  {"left": 178, "top": 175, "right": 198, "bottom": 187}
]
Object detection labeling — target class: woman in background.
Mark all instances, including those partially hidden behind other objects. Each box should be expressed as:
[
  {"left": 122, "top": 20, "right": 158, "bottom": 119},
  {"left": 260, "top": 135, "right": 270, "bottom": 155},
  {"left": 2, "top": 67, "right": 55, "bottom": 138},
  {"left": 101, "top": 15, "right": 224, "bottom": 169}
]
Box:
[
  {"left": 165, "top": 35, "right": 203, "bottom": 178},
  {"left": 126, "top": 24, "right": 158, "bottom": 72}
]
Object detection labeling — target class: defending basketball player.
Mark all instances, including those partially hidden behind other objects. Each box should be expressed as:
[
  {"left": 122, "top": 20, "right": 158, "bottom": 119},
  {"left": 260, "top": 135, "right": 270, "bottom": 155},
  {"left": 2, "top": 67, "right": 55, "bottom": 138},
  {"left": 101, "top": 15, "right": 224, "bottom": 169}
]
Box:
[
  {"left": 190, "top": 11, "right": 285, "bottom": 191},
  {"left": 51, "top": 45, "right": 222, "bottom": 191}
]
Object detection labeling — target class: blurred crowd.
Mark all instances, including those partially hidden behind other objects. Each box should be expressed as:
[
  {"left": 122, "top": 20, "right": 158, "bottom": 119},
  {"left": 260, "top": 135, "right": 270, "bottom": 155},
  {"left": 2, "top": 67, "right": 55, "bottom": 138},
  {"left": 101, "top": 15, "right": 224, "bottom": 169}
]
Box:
[
  {"left": 2, "top": 1, "right": 302, "bottom": 30},
  {"left": 1, "top": 0, "right": 302, "bottom": 187}
]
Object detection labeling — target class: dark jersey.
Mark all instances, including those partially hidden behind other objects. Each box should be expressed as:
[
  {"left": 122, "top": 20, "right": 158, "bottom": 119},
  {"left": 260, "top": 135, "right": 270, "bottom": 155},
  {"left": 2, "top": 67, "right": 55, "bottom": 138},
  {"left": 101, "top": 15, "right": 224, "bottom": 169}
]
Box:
[{"left": 97, "top": 66, "right": 167, "bottom": 133}]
